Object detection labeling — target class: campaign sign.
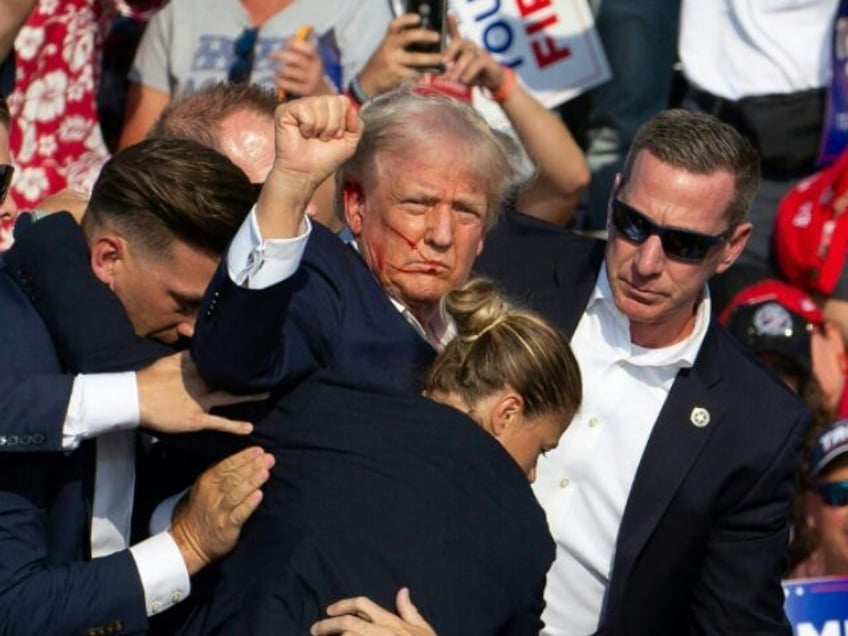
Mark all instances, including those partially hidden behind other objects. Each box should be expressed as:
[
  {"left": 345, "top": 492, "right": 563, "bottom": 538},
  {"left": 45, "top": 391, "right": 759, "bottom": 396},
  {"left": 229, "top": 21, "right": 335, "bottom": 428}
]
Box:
[
  {"left": 450, "top": 0, "right": 610, "bottom": 126},
  {"left": 784, "top": 577, "right": 848, "bottom": 635}
]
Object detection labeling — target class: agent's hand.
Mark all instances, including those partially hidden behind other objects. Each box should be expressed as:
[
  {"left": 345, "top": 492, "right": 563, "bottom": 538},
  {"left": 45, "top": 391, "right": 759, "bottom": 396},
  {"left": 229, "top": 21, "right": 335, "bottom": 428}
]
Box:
[
  {"left": 310, "top": 588, "right": 436, "bottom": 636},
  {"left": 259, "top": 95, "right": 361, "bottom": 237},
  {"left": 137, "top": 351, "right": 265, "bottom": 436},
  {"left": 271, "top": 37, "right": 335, "bottom": 100},
  {"left": 169, "top": 446, "right": 274, "bottom": 575},
  {"left": 357, "top": 14, "right": 444, "bottom": 97}
]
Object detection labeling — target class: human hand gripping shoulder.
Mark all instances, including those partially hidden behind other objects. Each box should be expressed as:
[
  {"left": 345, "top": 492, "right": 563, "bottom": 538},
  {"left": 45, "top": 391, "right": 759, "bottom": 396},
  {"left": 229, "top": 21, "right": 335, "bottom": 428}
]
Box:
[{"left": 256, "top": 95, "right": 362, "bottom": 239}]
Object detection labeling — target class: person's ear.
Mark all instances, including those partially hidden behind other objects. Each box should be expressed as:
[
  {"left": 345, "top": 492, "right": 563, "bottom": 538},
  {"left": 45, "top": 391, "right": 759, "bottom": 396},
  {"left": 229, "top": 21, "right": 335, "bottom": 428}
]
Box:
[
  {"left": 342, "top": 181, "right": 366, "bottom": 235},
  {"left": 716, "top": 221, "right": 752, "bottom": 273},
  {"left": 491, "top": 391, "right": 524, "bottom": 438},
  {"left": 89, "top": 234, "right": 126, "bottom": 288}
]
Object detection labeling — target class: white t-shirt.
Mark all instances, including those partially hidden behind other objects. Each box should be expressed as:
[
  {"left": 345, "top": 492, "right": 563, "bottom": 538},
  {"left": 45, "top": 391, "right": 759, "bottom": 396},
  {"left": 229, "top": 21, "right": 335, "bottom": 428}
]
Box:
[
  {"left": 679, "top": 0, "right": 839, "bottom": 99},
  {"left": 130, "top": 0, "right": 391, "bottom": 95}
]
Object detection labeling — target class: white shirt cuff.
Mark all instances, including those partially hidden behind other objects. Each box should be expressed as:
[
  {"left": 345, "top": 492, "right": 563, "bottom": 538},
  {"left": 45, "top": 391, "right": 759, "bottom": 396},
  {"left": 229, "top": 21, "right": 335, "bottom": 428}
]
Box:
[
  {"left": 62, "top": 373, "right": 139, "bottom": 450},
  {"left": 226, "top": 205, "right": 312, "bottom": 289},
  {"left": 129, "top": 531, "right": 191, "bottom": 616}
]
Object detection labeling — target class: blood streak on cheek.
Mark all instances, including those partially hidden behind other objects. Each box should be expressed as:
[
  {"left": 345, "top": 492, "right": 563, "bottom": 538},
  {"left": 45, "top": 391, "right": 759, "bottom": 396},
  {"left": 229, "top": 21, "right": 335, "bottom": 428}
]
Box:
[{"left": 386, "top": 224, "right": 421, "bottom": 251}]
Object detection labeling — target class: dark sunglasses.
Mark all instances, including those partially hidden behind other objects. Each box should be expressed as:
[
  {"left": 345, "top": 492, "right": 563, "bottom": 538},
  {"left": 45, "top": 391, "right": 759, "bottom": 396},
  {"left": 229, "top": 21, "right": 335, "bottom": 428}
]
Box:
[
  {"left": 609, "top": 198, "right": 733, "bottom": 263},
  {"left": 0, "top": 164, "right": 13, "bottom": 204},
  {"left": 815, "top": 479, "right": 848, "bottom": 507},
  {"left": 228, "top": 27, "right": 259, "bottom": 84}
]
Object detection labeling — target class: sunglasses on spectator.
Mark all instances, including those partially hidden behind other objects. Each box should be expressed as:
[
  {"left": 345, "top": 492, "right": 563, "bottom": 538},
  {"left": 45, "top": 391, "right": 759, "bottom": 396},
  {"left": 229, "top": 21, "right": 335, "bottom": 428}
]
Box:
[
  {"left": 609, "top": 197, "right": 734, "bottom": 263},
  {"left": 815, "top": 479, "right": 848, "bottom": 507},
  {"left": 0, "top": 164, "right": 13, "bottom": 204},
  {"left": 228, "top": 27, "right": 259, "bottom": 84}
]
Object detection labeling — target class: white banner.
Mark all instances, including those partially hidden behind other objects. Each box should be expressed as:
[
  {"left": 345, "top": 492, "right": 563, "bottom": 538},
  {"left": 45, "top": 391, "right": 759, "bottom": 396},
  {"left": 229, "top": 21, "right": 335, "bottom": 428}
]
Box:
[{"left": 450, "top": 0, "right": 610, "bottom": 127}]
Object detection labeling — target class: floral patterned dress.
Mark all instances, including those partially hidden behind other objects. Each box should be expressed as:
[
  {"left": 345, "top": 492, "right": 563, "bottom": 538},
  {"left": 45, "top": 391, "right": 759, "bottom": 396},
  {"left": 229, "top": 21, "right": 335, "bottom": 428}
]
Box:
[{"left": 6, "top": 0, "right": 162, "bottom": 210}]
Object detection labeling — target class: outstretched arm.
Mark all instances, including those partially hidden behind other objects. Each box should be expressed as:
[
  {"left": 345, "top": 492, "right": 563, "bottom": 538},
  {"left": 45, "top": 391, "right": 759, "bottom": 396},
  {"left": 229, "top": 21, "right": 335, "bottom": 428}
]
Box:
[{"left": 441, "top": 17, "right": 589, "bottom": 226}]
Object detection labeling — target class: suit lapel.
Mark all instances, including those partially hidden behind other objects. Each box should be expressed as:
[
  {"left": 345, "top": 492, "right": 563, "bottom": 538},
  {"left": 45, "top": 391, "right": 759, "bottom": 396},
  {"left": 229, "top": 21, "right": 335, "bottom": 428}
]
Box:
[{"left": 605, "top": 325, "right": 726, "bottom": 611}]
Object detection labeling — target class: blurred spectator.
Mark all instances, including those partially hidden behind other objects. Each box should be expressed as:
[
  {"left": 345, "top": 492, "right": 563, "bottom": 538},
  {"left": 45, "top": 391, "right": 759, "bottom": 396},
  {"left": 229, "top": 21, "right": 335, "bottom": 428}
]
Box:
[
  {"left": 774, "top": 148, "right": 848, "bottom": 357},
  {"left": 148, "top": 81, "right": 340, "bottom": 231},
  {"left": 719, "top": 278, "right": 847, "bottom": 575},
  {"left": 790, "top": 419, "right": 848, "bottom": 578},
  {"left": 575, "top": 0, "right": 681, "bottom": 230},
  {"left": 679, "top": 0, "right": 839, "bottom": 277},
  {"left": 119, "top": 0, "right": 391, "bottom": 147},
  {"left": 720, "top": 279, "right": 843, "bottom": 415},
  {"left": 6, "top": 0, "right": 163, "bottom": 211}
]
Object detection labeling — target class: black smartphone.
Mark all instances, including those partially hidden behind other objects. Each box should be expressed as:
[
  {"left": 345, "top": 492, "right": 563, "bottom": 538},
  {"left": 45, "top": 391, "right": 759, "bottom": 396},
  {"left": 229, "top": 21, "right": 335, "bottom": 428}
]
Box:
[{"left": 392, "top": 0, "right": 447, "bottom": 55}]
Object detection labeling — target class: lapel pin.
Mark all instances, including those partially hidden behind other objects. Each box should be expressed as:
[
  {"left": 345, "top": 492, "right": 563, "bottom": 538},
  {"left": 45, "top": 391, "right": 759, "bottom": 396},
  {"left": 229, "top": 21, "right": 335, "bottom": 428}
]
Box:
[{"left": 690, "top": 407, "right": 710, "bottom": 428}]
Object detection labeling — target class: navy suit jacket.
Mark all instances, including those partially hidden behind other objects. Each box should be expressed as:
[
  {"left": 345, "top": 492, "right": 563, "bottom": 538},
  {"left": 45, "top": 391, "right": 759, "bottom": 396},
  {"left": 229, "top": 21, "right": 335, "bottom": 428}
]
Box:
[
  {"left": 0, "top": 259, "right": 149, "bottom": 635},
  {"left": 475, "top": 210, "right": 811, "bottom": 635},
  {"left": 178, "top": 377, "right": 553, "bottom": 636},
  {"left": 191, "top": 222, "right": 437, "bottom": 394}
]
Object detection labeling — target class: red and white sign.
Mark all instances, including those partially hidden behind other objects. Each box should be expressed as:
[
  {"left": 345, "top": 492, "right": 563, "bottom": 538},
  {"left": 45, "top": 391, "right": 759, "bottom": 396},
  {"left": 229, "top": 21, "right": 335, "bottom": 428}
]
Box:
[{"left": 451, "top": 0, "right": 610, "bottom": 125}]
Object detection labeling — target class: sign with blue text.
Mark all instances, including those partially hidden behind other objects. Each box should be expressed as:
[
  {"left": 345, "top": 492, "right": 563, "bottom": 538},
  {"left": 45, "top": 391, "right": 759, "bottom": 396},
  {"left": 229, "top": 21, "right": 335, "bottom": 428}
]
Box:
[{"left": 784, "top": 577, "right": 848, "bottom": 635}]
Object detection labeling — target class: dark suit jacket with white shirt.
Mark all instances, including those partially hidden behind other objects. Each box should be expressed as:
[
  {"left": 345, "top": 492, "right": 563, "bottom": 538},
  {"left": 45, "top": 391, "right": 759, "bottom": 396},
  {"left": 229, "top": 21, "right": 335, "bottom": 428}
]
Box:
[
  {"left": 0, "top": 254, "right": 149, "bottom": 635},
  {"left": 474, "top": 210, "right": 810, "bottom": 635}
]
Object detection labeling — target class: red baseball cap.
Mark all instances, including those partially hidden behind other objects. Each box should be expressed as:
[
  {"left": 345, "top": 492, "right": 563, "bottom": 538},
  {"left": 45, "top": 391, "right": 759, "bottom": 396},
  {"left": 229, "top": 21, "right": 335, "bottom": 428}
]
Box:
[{"left": 774, "top": 149, "right": 848, "bottom": 296}]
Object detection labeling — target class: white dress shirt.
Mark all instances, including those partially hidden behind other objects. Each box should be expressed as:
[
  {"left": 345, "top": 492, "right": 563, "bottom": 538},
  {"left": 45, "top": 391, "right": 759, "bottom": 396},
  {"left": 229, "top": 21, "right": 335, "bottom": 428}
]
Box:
[
  {"left": 62, "top": 374, "right": 190, "bottom": 616},
  {"left": 533, "top": 264, "right": 711, "bottom": 635}
]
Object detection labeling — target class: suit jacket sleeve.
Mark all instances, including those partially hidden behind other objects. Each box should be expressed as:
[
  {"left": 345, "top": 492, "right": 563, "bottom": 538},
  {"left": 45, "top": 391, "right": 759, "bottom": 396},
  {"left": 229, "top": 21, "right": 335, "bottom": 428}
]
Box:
[
  {"left": 0, "top": 374, "right": 73, "bottom": 452},
  {"left": 0, "top": 453, "right": 148, "bottom": 635},
  {"left": 192, "top": 252, "right": 343, "bottom": 393},
  {"left": 5, "top": 212, "right": 172, "bottom": 373},
  {"left": 689, "top": 409, "right": 808, "bottom": 635}
]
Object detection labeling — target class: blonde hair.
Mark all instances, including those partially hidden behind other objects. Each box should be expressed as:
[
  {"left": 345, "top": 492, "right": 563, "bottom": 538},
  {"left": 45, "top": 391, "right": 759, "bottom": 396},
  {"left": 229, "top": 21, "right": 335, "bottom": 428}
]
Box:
[{"left": 426, "top": 278, "right": 581, "bottom": 419}]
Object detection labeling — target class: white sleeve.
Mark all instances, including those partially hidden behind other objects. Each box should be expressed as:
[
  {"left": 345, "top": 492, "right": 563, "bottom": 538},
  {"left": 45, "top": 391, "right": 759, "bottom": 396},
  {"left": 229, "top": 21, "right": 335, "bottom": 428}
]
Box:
[
  {"left": 129, "top": 532, "right": 191, "bottom": 616},
  {"left": 62, "top": 373, "right": 139, "bottom": 450},
  {"left": 226, "top": 205, "right": 312, "bottom": 289}
]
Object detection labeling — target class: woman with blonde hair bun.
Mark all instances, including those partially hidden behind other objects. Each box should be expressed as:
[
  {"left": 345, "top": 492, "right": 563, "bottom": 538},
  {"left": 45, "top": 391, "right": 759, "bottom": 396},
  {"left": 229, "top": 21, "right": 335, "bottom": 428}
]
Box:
[
  {"left": 427, "top": 277, "right": 582, "bottom": 482},
  {"left": 180, "top": 279, "right": 581, "bottom": 636}
]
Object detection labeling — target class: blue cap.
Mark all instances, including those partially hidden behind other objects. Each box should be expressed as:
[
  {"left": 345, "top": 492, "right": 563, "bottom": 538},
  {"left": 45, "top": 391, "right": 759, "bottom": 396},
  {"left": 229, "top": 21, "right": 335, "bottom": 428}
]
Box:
[{"left": 810, "top": 419, "right": 848, "bottom": 478}]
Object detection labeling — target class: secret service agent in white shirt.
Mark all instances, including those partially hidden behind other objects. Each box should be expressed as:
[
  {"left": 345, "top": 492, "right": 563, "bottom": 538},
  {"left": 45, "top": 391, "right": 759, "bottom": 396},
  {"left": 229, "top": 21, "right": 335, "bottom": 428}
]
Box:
[
  {"left": 228, "top": 207, "right": 455, "bottom": 350},
  {"left": 533, "top": 263, "right": 711, "bottom": 636},
  {"left": 55, "top": 372, "right": 189, "bottom": 617}
]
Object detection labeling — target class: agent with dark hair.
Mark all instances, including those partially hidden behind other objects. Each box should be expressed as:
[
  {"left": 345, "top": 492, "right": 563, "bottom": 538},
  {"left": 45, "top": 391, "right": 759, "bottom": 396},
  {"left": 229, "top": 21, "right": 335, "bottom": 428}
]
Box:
[{"left": 0, "top": 137, "right": 274, "bottom": 635}]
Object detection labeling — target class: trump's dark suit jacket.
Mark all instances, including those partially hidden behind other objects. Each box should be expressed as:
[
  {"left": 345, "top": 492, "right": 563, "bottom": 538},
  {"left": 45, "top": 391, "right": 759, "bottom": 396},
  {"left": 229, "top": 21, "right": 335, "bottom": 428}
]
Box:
[
  {"left": 191, "top": 221, "right": 437, "bottom": 395},
  {"left": 178, "top": 377, "right": 553, "bottom": 636},
  {"left": 475, "top": 210, "right": 811, "bottom": 635},
  {"left": 0, "top": 256, "right": 149, "bottom": 635}
]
